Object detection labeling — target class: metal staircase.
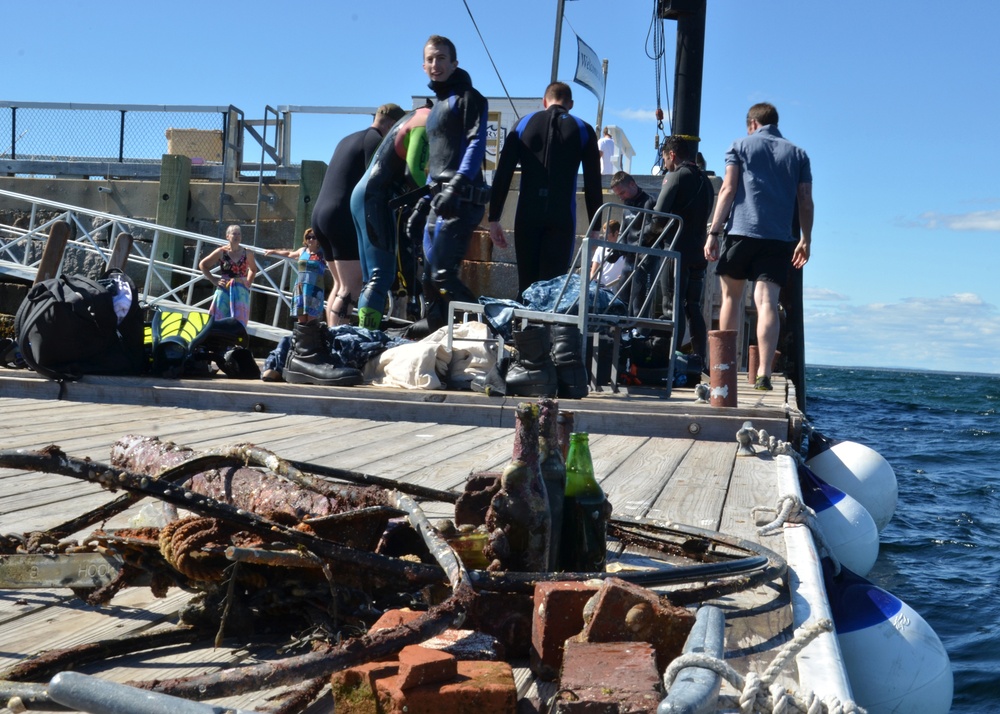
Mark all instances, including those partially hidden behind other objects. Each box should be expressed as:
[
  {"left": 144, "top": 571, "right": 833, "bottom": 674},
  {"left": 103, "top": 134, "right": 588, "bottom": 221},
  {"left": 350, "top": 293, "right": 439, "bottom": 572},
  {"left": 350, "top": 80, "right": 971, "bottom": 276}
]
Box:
[{"left": 218, "top": 105, "right": 285, "bottom": 245}]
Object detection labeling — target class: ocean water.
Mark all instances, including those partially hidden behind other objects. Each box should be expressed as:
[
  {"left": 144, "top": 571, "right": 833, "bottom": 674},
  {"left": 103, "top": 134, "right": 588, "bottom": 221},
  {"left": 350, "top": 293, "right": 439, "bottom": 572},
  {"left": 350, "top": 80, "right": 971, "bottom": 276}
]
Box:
[{"left": 804, "top": 365, "right": 1000, "bottom": 713}]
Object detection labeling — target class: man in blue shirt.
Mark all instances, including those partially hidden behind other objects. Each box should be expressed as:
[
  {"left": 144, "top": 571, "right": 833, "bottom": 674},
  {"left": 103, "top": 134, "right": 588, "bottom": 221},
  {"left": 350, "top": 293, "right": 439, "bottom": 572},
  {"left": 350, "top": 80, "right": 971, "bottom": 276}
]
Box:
[{"left": 705, "top": 102, "right": 813, "bottom": 390}]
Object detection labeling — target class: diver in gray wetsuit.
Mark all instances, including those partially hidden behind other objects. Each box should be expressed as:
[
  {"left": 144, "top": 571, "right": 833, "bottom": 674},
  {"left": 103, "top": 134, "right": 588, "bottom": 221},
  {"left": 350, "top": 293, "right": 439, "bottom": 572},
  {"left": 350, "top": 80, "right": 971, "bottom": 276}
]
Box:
[{"left": 352, "top": 105, "right": 431, "bottom": 329}]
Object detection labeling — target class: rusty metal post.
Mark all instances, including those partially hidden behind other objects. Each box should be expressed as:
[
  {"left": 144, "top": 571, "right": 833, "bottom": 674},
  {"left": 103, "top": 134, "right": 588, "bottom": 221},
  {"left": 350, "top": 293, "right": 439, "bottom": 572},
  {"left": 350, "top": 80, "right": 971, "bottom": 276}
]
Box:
[
  {"left": 107, "top": 232, "right": 134, "bottom": 273},
  {"left": 747, "top": 345, "right": 759, "bottom": 384},
  {"left": 34, "top": 220, "right": 71, "bottom": 284},
  {"left": 708, "top": 329, "right": 737, "bottom": 407}
]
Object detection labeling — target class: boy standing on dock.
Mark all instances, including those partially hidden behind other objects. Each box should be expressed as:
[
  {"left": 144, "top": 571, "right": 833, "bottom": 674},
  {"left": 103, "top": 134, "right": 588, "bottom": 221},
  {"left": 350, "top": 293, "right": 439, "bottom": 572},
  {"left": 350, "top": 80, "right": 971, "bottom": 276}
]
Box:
[{"left": 705, "top": 102, "right": 813, "bottom": 391}]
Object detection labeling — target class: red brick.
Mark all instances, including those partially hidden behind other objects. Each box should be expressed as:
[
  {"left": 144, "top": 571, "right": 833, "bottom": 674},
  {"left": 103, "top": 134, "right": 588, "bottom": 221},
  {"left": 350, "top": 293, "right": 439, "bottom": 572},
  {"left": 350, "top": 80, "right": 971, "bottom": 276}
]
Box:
[
  {"left": 397, "top": 645, "right": 457, "bottom": 690},
  {"left": 330, "top": 661, "right": 399, "bottom": 714},
  {"left": 575, "top": 577, "right": 695, "bottom": 672},
  {"left": 554, "top": 640, "right": 662, "bottom": 713},
  {"left": 463, "top": 229, "right": 494, "bottom": 263},
  {"left": 459, "top": 260, "right": 519, "bottom": 301},
  {"left": 368, "top": 608, "right": 424, "bottom": 632},
  {"left": 466, "top": 591, "right": 534, "bottom": 659},
  {"left": 332, "top": 659, "right": 517, "bottom": 714},
  {"left": 422, "top": 628, "right": 504, "bottom": 660},
  {"left": 370, "top": 610, "right": 505, "bottom": 661},
  {"left": 530, "top": 580, "right": 602, "bottom": 680}
]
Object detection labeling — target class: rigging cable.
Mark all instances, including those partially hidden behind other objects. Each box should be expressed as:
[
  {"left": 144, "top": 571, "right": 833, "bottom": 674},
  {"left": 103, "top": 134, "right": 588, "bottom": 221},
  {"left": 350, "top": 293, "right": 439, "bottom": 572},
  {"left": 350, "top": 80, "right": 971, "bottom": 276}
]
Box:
[
  {"left": 461, "top": 0, "right": 520, "bottom": 121},
  {"left": 645, "top": 0, "right": 672, "bottom": 170}
]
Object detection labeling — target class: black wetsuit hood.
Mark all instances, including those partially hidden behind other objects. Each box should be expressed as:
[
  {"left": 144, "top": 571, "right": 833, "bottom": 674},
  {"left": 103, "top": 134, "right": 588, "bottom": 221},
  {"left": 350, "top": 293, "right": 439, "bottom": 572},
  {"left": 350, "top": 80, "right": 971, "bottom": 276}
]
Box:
[{"left": 428, "top": 68, "right": 474, "bottom": 100}]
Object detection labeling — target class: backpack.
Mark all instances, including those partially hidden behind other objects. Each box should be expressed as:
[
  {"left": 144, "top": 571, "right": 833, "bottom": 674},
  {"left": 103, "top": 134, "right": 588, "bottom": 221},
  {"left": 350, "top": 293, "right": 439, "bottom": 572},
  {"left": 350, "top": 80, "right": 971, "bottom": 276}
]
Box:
[{"left": 14, "top": 270, "right": 145, "bottom": 381}]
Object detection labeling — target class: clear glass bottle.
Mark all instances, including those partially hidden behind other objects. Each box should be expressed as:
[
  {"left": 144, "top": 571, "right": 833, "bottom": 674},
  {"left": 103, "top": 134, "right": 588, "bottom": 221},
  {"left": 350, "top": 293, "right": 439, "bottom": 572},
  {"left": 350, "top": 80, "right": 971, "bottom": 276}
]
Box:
[
  {"left": 538, "top": 398, "right": 565, "bottom": 572},
  {"left": 484, "top": 402, "right": 551, "bottom": 571},
  {"left": 560, "top": 432, "right": 611, "bottom": 572},
  {"left": 556, "top": 410, "right": 574, "bottom": 461}
]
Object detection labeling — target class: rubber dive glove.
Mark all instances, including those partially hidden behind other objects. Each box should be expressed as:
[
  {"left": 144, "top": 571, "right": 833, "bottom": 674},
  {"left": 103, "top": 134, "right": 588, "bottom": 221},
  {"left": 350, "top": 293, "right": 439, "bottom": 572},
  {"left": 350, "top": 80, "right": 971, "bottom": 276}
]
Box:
[{"left": 431, "top": 175, "right": 469, "bottom": 218}]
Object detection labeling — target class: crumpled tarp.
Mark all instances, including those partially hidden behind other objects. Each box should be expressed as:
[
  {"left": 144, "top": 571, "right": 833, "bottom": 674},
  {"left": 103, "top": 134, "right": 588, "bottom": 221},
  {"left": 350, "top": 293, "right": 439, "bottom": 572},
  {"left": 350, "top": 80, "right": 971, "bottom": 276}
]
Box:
[
  {"left": 478, "top": 274, "right": 627, "bottom": 341},
  {"left": 364, "top": 321, "right": 495, "bottom": 390},
  {"left": 263, "top": 322, "right": 495, "bottom": 391}
]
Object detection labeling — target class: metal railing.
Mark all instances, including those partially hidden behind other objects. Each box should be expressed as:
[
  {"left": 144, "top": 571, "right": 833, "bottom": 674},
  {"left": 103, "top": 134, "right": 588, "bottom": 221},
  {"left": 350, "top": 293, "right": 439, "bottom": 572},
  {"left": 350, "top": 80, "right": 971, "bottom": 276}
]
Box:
[
  {"left": 0, "top": 188, "right": 297, "bottom": 343},
  {"left": 448, "top": 202, "right": 684, "bottom": 394}
]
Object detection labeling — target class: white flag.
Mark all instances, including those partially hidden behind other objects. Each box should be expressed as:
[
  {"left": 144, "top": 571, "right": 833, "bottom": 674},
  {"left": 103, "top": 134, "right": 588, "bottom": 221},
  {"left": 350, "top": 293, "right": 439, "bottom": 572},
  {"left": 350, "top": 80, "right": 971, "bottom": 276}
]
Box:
[{"left": 573, "top": 35, "right": 604, "bottom": 100}]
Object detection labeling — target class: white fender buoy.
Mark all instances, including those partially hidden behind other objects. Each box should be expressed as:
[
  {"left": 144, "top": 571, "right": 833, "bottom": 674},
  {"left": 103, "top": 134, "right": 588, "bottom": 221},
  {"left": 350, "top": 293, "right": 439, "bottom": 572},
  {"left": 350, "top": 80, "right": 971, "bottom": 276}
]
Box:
[
  {"left": 799, "top": 464, "right": 879, "bottom": 576},
  {"left": 825, "top": 565, "right": 953, "bottom": 714},
  {"left": 806, "top": 437, "right": 898, "bottom": 531}
]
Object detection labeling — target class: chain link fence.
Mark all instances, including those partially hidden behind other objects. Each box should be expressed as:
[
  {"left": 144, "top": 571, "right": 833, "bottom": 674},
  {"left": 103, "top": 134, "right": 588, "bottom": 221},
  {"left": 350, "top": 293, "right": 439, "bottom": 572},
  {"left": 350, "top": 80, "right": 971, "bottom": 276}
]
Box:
[{"left": 1, "top": 102, "right": 230, "bottom": 172}]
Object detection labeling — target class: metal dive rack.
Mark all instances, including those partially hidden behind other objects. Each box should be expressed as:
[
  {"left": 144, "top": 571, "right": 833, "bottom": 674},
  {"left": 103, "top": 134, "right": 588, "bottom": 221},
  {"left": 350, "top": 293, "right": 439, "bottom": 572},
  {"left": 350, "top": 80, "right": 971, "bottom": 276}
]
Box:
[{"left": 448, "top": 202, "right": 685, "bottom": 395}]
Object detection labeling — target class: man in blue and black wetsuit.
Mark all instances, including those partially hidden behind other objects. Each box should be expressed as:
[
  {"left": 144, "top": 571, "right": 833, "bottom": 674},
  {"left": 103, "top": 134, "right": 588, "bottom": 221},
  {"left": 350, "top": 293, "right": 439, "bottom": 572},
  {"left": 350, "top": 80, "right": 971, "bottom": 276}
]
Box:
[
  {"left": 488, "top": 81, "right": 603, "bottom": 297},
  {"left": 408, "top": 34, "right": 490, "bottom": 337}
]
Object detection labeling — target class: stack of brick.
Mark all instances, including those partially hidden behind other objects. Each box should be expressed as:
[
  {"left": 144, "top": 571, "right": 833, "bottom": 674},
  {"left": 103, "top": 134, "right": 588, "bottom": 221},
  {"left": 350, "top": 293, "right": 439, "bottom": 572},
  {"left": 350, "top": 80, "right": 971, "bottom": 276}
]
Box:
[
  {"left": 329, "top": 608, "right": 518, "bottom": 714},
  {"left": 531, "top": 577, "right": 698, "bottom": 712},
  {"left": 459, "top": 228, "right": 519, "bottom": 301}
]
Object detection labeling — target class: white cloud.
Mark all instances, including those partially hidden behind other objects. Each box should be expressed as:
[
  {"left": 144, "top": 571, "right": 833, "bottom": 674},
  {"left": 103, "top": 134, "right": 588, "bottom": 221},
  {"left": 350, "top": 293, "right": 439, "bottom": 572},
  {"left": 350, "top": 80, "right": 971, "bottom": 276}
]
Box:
[
  {"left": 916, "top": 210, "right": 1000, "bottom": 232},
  {"left": 803, "top": 287, "right": 849, "bottom": 301},
  {"left": 804, "top": 293, "right": 1000, "bottom": 374},
  {"left": 613, "top": 108, "right": 661, "bottom": 122}
]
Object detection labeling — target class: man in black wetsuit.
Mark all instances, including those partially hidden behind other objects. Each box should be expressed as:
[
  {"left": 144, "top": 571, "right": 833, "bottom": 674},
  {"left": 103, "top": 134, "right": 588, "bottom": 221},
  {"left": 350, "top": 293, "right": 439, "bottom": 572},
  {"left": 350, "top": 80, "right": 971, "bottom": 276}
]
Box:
[
  {"left": 651, "top": 135, "right": 715, "bottom": 366},
  {"left": 488, "top": 82, "right": 603, "bottom": 297},
  {"left": 311, "top": 103, "right": 405, "bottom": 325},
  {"left": 409, "top": 34, "right": 490, "bottom": 336}
]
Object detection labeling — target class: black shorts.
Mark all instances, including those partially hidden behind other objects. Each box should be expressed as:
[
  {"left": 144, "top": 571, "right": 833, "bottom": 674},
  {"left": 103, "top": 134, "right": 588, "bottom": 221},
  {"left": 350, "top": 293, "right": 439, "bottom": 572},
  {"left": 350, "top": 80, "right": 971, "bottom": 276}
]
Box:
[{"left": 716, "top": 234, "right": 794, "bottom": 287}]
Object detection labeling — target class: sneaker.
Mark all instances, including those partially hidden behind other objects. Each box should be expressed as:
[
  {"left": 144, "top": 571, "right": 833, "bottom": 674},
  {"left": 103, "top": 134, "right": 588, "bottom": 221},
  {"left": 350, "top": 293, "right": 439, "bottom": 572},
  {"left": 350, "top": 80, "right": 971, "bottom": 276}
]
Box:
[{"left": 754, "top": 375, "right": 773, "bottom": 391}]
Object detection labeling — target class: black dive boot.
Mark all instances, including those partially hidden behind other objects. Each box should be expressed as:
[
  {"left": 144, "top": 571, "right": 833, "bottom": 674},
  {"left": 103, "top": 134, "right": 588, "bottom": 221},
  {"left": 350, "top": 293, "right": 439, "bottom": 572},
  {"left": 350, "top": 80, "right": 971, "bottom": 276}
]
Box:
[
  {"left": 550, "top": 323, "right": 589, "bottom": 399},
  {"left": 284, "top": 320, "right": 363, "bottom": 387},
  {"left": 505, "top": 325, "right": 558, "bottom": 398}
]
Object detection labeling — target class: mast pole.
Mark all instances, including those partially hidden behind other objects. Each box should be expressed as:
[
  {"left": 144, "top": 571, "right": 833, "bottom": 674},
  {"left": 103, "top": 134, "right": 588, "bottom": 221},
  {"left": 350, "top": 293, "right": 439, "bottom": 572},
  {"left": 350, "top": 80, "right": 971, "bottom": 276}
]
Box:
[
  {"left": 551, "top": 0, "right": 566, "bottom": 83},
  {"left": 595, "top": 59, "right": 608, "bottom": 132}
]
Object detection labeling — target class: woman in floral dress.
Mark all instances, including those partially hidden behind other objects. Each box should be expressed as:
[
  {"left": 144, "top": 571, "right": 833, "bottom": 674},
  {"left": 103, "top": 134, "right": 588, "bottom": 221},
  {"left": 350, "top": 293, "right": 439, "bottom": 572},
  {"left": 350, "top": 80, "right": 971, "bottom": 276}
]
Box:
[
  {"left": 200, "top": 224, "right": 258, "bottom": 326},
  {"left": 265, "top": 228, "right": 328, "bottom": 324}
]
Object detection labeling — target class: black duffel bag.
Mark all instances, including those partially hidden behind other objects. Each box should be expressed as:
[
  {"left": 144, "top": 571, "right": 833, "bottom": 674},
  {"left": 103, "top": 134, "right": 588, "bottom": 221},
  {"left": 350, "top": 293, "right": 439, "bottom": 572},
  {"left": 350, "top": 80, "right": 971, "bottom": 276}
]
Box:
[{"left": 14, "top": 271, "right": 145, "bottom": 381}]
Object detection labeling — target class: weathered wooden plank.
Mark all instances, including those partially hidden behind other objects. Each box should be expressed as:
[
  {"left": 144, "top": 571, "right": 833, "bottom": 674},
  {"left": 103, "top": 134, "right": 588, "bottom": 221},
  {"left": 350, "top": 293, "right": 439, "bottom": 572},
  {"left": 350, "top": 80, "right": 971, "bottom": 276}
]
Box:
[
  {"left": 598, "top": 437, "right": 692, "bottom": 520},
  {"left": 0, "top": 368, "right": 792, "bottom": 441},
  {"left": 0, "top": 588, "right": 191, "bottom": 669},
  {"left": 711, "top": 447, "right": 795, "bottom": 691},
  {"left": 0, "top": 590, "right": 71, "bottom": 627},
  {"left": 647, "top": 440, "right": 736, "bottom": 529},
  {"left": 720, "top": 449, "right": 780, "bottom": 546}
]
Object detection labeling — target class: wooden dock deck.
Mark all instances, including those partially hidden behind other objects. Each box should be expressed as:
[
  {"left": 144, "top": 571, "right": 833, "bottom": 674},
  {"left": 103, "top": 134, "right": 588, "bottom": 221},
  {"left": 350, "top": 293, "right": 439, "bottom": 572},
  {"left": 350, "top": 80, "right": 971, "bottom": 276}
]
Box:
[{"left": 0, "top": 368, "right": 846, "bottom": 713}]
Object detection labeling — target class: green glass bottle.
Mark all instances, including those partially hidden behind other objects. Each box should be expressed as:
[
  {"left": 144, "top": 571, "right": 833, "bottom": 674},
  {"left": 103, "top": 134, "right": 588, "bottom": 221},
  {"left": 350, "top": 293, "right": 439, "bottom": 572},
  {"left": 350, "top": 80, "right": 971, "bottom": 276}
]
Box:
[{"left": 560, "top": 432, "right": 611, "bottom": 572}]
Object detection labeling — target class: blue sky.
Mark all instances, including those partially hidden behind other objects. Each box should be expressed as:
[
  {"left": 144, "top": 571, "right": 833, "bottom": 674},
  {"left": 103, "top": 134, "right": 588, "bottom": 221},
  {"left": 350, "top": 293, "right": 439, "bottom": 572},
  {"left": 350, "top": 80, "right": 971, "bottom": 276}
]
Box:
[{"left": 5, "top": 1, "right": 999, "bottom": 374}]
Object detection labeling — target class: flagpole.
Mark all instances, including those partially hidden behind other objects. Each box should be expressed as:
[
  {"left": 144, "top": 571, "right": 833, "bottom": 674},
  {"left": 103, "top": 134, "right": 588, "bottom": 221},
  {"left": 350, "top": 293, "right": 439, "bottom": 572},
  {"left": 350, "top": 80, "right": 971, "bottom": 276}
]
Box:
[
  {"left": 551, "top": 0, "right": 565, "bottom": 83},
  {"left": 595, "top": 58, "right": 608, "bottom": 132}
]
